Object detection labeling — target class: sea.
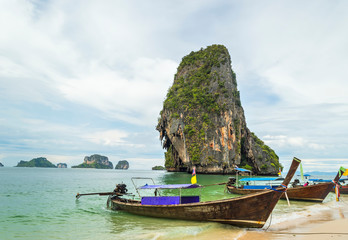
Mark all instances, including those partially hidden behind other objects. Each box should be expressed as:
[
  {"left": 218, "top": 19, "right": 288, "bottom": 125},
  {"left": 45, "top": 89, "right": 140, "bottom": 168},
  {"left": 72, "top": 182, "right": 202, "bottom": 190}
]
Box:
[{"left": 0, "top": 167, "right": 345, "bottom": 240}]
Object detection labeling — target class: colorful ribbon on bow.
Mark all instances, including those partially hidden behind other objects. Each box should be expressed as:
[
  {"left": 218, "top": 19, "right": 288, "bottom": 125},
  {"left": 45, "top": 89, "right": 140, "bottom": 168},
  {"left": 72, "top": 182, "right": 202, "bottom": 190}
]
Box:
[{"left": 333, "top": 180, "right": 340, "bottom": 201}]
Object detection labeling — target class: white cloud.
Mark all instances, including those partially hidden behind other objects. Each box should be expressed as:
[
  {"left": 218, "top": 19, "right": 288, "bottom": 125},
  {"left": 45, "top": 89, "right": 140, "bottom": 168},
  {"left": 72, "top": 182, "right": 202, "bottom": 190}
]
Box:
[
  {"left": 1, "top": 0, "right": 348, "bottom": 169},
  {"left": 281, "top": 157, "right": 348, "bottom": 174},
  {"left": 263, "top": 135, "right": 325, "bottom": 150},
  {"left": 58, "top": 57, "right": 177, "bottom": 125},
  {"left": 84, "top": 129, "right": 131, "bottom": 147}
]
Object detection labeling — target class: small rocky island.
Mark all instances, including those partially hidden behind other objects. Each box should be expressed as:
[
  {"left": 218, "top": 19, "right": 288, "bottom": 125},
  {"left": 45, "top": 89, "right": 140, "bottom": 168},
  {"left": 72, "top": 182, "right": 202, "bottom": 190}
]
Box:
[
  {"left": 152, "top": 166, "right": 165, "bottom": 170},
  {"left": 115, "top": 160, "right": 129, "bottom": 170},
  {"left": 15, "top": 157, "right": 57, "bottom": 168},
  {"left": 72, "top": 154, "right": 113, "bottom": 169},
  {"left": 156, "top": 45, "right": 281, "bottom": 175},
  {"left": 0, "top": 162, "right": 4, "bottom": 167},
  {"left": 57, "top": 163, "right": 67, "bottom": 168}
]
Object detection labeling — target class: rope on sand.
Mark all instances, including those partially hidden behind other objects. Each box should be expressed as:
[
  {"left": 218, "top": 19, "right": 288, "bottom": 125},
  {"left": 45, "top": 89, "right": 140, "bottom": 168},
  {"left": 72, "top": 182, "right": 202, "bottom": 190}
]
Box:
[{"left": 272, "top": 232, "right": 348, "bottom": 235}]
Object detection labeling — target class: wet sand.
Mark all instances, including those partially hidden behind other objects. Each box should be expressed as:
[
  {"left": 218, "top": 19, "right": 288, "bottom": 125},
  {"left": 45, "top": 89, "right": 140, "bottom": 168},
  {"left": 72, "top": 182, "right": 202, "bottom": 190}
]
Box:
[
  {"left": 240, "top": 194, "right": 348, "bottom": 240},
  {"left": 186, "top": 194, "right": 348, "bottom": 240}
]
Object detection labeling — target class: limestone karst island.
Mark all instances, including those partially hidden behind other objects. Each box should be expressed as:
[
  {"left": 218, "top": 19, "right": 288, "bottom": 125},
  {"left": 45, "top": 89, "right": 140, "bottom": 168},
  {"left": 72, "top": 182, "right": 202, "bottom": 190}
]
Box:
[
  {"left": 15, "top": 157, "right": 57, "bottom": 168},
  {"left": 115, "top": 160, "right": 129, "bottom": 170},
  {"left": 72, "top": 154, "right": 113, "bottom": 169},
  {"left": 157, "top": 45, "right": 281, "bottom": 175}
]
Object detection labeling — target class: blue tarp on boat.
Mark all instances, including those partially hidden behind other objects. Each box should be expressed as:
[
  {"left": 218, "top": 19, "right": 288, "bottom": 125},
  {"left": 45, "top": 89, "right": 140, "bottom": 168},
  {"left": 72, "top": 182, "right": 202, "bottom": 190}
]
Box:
[
  {"left": 309, "top": 179, "right": 331, "bottom": 182},
  {"left": 235, "top": 167, "right": 251, "bottom": 172},
  {"left": 240, "top": 177, "right": 284, "bottom": 182},
  {"left": 139, "top": 184, "right": 200, "bottom": 189}
]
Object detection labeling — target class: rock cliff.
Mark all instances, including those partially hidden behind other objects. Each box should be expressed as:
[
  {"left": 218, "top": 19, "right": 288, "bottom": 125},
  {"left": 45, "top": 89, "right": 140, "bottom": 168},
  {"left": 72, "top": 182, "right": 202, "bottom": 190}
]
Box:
[
  {"left": 72, "top": 154, "right": 113, "bottom": 169},
  {"left": 156, "top": 45, "right": 281, "bottom": 175},
  {"left": 115, "top": 160, "right": 129, "bottom": 170},
  {"left": 57, "top": 163, "right": 67, "bottom": 168}
]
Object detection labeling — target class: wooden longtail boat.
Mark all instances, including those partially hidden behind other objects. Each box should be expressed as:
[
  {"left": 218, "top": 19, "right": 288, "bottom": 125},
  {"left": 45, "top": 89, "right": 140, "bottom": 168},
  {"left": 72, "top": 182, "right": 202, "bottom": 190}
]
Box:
[
  {"left": 330, "top": 178, "right": 348, "bottom": 194},
  {"left": 335, "top": 185, "right": 348, "bottom": 194},
  {"left": 227, "top": 166, "right": 347, "bottom": 203},
  {"left": 107, "top": 157, "right": 301, "bottom": 228}
]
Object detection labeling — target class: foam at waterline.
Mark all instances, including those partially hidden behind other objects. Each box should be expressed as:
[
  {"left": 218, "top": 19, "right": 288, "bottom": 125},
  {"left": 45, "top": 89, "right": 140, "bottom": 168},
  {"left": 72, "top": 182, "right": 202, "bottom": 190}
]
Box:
[{"left": 268, "top": 198, "right": 344, "bottom": 229}]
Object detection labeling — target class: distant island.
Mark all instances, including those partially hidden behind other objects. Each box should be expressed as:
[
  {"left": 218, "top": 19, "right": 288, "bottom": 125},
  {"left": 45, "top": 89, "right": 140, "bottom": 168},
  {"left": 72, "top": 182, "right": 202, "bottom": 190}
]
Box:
[
  {"left": 15, "top": 157, "right": 57, "bottom": 168},
  {"left": 152, "top": 166, "right": 165, "bottom": 170},
  {"left": 72, "top": 154, "right": 113, "bottom": 169},
  {"left": 115, "top": 160, "right": 129, "bottom": 170},
  {"left": 57, "top": 163, "right": 67, "bottom": 168},
  {"left": 0, "top": 162, "right": 3, "bottom": 167}
]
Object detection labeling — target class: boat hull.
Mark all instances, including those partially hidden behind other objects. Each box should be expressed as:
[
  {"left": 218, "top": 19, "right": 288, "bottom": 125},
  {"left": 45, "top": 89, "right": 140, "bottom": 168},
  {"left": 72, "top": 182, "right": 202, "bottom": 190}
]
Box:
[
  {"left": 110, "top": 190, "right": 282, "bottom": 228},
  {"left": 280, "top": 183, "right": 333, "bottom": 202},
  {"left": 331, "top": 185, "right": 348, "bottom": 194},
  {"left": 227, "top": 182, "right": 334, "bottom": 202}
]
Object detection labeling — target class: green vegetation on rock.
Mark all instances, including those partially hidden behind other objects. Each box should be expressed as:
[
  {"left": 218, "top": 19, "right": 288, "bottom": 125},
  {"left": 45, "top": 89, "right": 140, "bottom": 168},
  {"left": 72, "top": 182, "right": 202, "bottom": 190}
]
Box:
[
  {"left": 15, "top": 157, "right": 57, "bottom": 168},
  {"left": 157, "top": 44, "right": 282, "bottom": 175},
  {"left": 251, "top": 132, "right": 283, "bottom": 172},
  {"left": 164, "top": 45, "right": 232, "bottom": 115},
  {"left": 162, "top": 45, "right": 237, "bottom": 167},
  {"left": 115, "top": 160, "right": 129, "bottom": 170},
  {"left": 152, "top": 166, "right": 165, "bottom": 170},
  {"left": 72, "top": 162, "right": 112, "bottom": 169},
  {"left": 72, "top": 154, "right": 113, "bottom": 169}
]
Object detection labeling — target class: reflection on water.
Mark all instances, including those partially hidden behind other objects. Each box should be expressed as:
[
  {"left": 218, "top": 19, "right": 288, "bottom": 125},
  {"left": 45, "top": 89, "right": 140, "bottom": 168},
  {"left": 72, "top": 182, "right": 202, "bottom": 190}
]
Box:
[{"left": 107, "top": 209, "right": 242, "bottom": 240}]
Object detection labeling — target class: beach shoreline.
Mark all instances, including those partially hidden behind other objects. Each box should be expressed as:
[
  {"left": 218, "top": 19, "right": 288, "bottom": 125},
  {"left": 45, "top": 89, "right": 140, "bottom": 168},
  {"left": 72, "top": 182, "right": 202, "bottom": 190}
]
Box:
[
  {"left": 182, "top": 194, "right": 348, "bottom": 240},
  {"left": 239, "top": 194, "right": 348, "bottom": 240}
]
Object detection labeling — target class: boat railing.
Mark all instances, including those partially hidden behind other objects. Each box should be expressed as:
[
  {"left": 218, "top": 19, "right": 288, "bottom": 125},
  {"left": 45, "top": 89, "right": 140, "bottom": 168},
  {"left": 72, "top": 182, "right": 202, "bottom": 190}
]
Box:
[
  {"left": 130, "top": 177, "right": 202, "bottom": 204},
  {"left": 131, "top": 177, "right": 158, "bottom": 198}
]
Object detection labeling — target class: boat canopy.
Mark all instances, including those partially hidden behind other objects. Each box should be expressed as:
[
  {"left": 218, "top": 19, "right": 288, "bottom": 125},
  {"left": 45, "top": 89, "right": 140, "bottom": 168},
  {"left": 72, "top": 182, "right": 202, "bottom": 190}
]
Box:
[
  {"left": 139, "top": 184, "right": 200, "bottom": 189},
  {"left": 309, "top": 179, "right": 331, "bottom": 182},
  {"left": 240, "top": 177, "right": 284, "bottom": 182},
  {"left": 235, "top": 167, "right": 251, "bottom": 172}
]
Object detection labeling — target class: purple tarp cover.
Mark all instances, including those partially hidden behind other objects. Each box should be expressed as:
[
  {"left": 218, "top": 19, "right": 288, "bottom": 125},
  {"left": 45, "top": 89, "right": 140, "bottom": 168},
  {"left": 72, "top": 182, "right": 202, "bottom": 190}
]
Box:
[
  {"left": 139, "top": 184, "right": 200, "bottom": 189},
  {"left": 141, "top": 196, "right": 200, "bottom": 205}
]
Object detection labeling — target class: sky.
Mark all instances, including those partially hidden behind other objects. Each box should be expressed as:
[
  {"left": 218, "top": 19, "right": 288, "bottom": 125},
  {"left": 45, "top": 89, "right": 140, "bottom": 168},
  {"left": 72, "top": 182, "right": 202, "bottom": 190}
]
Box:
[{"left": 1, "top": 0, "right": 348, "bottom": 172}]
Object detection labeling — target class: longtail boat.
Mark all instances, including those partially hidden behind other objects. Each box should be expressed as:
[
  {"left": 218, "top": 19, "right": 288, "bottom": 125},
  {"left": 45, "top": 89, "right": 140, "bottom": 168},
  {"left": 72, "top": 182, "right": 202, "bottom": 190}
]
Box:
[
  {"left": 107, "top": 157, "right": 301, "bottom": 228},
  {"left": 330, "top": 178, "right": 348, "bottom": 194},
  {"left": 227, "top": 165, "right": 347, "bottom": 202},
  {"left": 334, "top": 185, "right": 348, "bottom": 194}
]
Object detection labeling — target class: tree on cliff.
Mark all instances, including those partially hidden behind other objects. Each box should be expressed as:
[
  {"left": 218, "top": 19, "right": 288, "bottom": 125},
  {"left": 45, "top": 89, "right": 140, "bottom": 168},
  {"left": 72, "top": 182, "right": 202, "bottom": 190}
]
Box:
[
  {"left": 72, "top": 154, "right": 113, "bottom": 169},
  {"left": 156, "top": 45, "right": 282, "bottom": 175},
  {"left": 15, "top": 157, "right": 57, "bottom": 168}
]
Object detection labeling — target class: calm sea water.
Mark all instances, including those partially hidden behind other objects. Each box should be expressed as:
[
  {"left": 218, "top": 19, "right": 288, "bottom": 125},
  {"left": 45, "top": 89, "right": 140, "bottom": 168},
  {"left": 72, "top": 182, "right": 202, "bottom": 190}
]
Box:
[{"left": 0, "top": 167, "right": 341, "bottom": 240}]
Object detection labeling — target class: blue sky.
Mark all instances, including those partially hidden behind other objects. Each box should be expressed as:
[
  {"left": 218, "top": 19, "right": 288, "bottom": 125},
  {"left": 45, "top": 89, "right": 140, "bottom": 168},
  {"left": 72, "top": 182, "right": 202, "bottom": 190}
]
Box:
[{"left": 1, "top": 0, "right": 348, "bottom": 172}]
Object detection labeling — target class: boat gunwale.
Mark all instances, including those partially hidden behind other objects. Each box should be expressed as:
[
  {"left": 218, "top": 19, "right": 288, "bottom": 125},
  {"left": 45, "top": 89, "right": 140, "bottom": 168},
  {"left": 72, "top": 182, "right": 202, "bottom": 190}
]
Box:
[{"left": 112, "top": 188, "right": 276, "bottom": 207}]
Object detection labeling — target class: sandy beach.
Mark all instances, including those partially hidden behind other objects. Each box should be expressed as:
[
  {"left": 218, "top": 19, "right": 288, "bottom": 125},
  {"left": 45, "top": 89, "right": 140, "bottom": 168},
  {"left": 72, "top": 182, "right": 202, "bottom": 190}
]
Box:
[
  {"left": 185, "top": 194, "right": 348, "bottom": 240},
  {"left": 240, "top": 194, "right": 348, "bottom": 240}
]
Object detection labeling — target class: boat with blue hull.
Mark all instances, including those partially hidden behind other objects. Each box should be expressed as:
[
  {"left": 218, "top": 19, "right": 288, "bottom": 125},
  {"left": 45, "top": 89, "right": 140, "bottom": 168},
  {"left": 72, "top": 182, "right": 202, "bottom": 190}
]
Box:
[{"left": 227, "top": 166, "right": 347, "bottom": 202}]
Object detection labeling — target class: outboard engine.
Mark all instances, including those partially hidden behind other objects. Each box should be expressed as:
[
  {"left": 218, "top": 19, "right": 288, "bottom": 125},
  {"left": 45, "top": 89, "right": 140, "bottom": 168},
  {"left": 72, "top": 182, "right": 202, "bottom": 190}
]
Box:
[
  {"left": 227, "top": 177, "right": 236, "bottom": 187},
  {"left": 292, "top": 179, "right": 300, "bottom": 188},
  {"left": 114, "top": 183, "right": 128, "bottom": 194}
]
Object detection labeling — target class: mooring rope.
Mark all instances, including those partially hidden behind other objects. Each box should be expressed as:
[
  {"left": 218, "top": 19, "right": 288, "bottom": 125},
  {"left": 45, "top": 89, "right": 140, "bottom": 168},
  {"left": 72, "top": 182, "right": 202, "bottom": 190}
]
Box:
[
  {"left": 264, "top": 212, "right": 272, "bottom": 231},
  {"left": 272, "top": 232, "right": 348, "bottom": 235}
]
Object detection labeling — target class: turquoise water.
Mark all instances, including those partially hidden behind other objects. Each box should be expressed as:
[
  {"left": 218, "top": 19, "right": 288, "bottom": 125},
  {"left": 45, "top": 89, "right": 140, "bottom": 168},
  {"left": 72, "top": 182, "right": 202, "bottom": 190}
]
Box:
[{"left": 0, "top": 167, "right": 341, "bottom": 239}]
